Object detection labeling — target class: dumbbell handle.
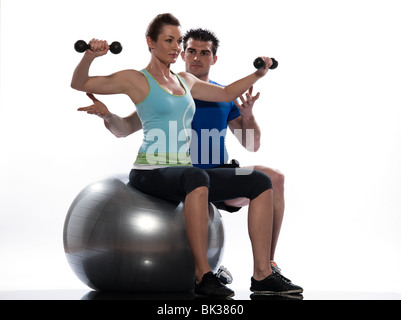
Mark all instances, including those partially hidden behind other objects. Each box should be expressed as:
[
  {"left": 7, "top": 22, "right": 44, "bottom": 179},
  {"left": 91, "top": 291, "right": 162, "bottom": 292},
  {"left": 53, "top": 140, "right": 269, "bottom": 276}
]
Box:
[
  {"left": 74, "top": 40, "right": 123, "bottom": 54},
  {"left": 253, "top": 57, "right": 278, "bottom": 70}
]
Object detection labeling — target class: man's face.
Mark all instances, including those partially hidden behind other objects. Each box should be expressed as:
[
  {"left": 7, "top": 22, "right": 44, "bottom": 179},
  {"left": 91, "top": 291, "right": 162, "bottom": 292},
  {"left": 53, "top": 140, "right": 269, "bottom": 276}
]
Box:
[{"left": 181, "top": 38, "right": 217, "bottom": 80}]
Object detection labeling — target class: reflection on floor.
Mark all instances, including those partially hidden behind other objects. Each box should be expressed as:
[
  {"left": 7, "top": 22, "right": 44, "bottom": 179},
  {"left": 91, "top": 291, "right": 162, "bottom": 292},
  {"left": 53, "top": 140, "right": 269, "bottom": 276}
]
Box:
[
  {"left": 82, "top": 290, "right": 304, "bottom": 300},
  {"left": 0, "top": 289, "right": 400, "bottom": 300}
]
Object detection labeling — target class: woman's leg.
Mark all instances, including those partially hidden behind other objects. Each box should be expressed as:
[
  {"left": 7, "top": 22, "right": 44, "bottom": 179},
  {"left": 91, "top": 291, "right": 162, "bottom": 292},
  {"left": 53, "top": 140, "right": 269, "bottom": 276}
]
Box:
[
  {"left": 184, "top": 186, "right": 211, "bottom": 282},
  {"left": 130, "top": 167, "right": 220, "bottom": 286}
]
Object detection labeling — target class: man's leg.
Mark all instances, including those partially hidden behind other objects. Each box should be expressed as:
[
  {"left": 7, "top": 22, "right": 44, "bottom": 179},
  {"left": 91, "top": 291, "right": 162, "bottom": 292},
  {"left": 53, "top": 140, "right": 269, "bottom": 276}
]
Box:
[
  {"left": 224, "top": 165, "right": 285, "bottom": 260},
  {"left": 247, "top": 189, "right": 274, "bottom": 280},
  {"left": 254, "top": 166, "right": 285, "bottom": 260}
]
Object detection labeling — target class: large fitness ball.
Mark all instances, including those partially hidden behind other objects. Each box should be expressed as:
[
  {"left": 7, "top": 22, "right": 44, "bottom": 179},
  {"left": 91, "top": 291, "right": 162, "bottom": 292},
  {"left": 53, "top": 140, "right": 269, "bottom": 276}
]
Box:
[{"left": 63, "top": 175, "right": 225, "bottom": 292}]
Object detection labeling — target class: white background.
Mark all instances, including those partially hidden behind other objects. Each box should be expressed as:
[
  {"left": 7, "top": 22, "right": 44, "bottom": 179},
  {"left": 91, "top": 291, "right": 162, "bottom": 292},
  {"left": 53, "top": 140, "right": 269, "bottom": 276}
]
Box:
[{"left": 1, "top": 0, "right": 401, "bottom": 294}]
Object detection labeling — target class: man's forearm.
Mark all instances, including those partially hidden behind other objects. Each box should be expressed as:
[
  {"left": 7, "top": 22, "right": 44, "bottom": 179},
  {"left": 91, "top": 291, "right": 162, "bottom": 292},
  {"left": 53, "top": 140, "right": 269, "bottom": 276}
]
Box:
[
  {"left": 241, "top": 115, "right": 261, "bottom": 152},
  {"left": 104, "top": 113, "right": 137, "bottom": 138}
]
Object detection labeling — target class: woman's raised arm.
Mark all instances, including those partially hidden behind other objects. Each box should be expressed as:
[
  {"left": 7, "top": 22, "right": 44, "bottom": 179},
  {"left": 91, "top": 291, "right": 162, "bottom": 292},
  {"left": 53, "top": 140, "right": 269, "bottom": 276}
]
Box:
[{"left": 179, "top": 57, "right": 272, "bottom": 102}]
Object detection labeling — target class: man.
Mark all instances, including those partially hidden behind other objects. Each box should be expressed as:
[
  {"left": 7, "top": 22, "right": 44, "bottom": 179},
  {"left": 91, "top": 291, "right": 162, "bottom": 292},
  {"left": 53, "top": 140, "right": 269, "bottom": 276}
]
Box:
[{"left": 79, "top": 28, "right": 290, "bottom": 283}]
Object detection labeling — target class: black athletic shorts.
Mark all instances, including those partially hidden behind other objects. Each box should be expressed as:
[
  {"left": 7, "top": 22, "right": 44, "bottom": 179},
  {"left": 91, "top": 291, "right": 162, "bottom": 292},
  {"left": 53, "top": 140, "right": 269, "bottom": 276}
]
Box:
[
  {"left": 212, "top": 160, "right": 243, "bottom": 212},
  {"left": 129, "top": 162, "right": 272, "bottom": 211}
]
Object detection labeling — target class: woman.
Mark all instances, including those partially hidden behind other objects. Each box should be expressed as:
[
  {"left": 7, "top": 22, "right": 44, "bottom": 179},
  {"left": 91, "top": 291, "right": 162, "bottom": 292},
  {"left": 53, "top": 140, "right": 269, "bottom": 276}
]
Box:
[{"left": 71, "top": 13, "right": 302, "bottom": 297}]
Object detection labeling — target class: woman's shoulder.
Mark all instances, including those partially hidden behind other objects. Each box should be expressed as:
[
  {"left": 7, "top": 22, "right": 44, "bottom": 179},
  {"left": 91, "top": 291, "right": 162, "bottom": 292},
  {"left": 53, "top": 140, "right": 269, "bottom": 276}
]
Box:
[
  {"left": 177, "top": 71, "right": 197, "bottom": 89},
  {"left": 111, "top": 69, "right": 148, "bottom": 103},
  {"left": 115, "top": 69, "right": 146, "bottom": 79}
]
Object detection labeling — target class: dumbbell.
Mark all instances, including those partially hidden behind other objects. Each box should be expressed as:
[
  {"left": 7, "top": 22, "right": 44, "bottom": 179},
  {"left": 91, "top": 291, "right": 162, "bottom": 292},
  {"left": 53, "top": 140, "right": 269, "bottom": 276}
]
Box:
[
  {"left": 74, "top": 40, "right": 123, "bottom": 54},
  {"left": 253, "top": 57, "right": 278, "bottom": 70}
]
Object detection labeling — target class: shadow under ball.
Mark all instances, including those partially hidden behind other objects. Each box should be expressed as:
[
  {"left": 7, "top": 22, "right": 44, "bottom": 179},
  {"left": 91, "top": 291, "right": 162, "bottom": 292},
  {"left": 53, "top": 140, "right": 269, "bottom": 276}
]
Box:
[{"left": 63, "top": 175, "right": 225, "bottom": 292}]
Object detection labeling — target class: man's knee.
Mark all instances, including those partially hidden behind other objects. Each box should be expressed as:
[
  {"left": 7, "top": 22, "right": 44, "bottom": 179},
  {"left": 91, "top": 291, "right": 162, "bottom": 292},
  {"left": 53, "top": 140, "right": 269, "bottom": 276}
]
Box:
[
  {"left": 247, "top": 170, "right": 272, "bottom": 200},
  {"left": 273, "top": 171, "right": 285, "bottom": 192},
  {"left": 255, "top": 166, "right": 285, "bottom": 192}
]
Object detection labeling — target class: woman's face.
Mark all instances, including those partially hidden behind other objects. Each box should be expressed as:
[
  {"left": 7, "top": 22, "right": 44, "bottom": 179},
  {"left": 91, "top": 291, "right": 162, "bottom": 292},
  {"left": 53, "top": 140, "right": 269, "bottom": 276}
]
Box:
[{"left": 148, "top": 25, "right": 183, "bottom": 64}]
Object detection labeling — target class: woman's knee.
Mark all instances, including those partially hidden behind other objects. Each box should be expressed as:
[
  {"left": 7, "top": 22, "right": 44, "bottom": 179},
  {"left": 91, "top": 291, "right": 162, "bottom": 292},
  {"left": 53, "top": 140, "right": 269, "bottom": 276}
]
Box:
[
  {"left": 187, "top": 186, "right": 209, "bottom": 199},
  {"left": 181, "top": 167, "right": 210, "bottom": 195}
]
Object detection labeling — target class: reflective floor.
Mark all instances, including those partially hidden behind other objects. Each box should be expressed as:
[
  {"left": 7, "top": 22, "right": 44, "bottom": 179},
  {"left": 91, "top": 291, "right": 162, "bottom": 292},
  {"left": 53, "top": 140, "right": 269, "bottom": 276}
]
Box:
[{"left": 0, "top": 289, "right": 400, "bottom": 300}]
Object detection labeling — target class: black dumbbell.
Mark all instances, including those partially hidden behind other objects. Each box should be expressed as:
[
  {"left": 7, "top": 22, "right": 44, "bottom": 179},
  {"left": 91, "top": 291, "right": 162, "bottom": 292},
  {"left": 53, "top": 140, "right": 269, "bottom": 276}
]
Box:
[
  {"left": 253, "top": 57, "right": 278, "bottom": 70},
  {"left": 74, "top": 40, "right": 123, "bottom": 54}
]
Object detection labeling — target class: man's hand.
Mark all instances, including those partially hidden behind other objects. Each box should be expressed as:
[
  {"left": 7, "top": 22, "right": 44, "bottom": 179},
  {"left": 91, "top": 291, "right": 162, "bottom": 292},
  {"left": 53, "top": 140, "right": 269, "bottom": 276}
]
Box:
[
  {"left": 77, "top": 93, "right": 111, "bottom": 119},
  {"left": 234, "top": 86, "right": 260, "bottom": 120}
]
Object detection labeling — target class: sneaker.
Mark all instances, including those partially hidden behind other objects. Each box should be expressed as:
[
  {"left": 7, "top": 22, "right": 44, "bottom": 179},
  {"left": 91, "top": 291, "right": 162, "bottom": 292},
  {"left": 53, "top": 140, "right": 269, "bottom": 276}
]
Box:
[
  {"left": 250, "top": 273, "right": 303, "bottom": 295},
  {"left": 216, "top": 265, "right": 233, "bottom": 284},
  {"left": 270, "top": 261, "right": 292, "bottom": 282},
  {"left": 195, "top": 272, "right": 235, "bottom": 298}
]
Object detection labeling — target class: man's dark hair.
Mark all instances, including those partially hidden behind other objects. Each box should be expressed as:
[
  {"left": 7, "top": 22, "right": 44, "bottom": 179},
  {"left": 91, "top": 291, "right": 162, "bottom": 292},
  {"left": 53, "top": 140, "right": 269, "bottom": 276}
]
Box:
[{"left": 183, "top": 28, "right": 220, "bottom": 56}]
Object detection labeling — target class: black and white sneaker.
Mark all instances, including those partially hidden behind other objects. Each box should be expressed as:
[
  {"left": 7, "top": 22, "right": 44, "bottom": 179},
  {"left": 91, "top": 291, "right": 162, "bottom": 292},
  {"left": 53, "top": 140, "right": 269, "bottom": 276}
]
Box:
[
  {"left": 216, "top": 265, "right": 233, "bottom": 285},
  {"left": 195, "top": 272, "right": 235, "bottom": 298},
  {"left": 250, "top": 273, "right": 303, "bottom": 295}
]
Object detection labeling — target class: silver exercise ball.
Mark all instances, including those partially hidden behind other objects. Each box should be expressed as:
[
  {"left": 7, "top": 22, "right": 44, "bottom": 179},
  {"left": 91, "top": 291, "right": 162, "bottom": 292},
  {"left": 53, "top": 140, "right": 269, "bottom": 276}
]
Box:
[{"left": 63, "top": 174, "right": 225, "bottom": 292}]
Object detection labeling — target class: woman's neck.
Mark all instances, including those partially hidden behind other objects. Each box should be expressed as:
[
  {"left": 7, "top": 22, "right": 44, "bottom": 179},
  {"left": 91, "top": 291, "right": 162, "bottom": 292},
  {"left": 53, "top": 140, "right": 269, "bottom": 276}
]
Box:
[{"left": 146, "top": 57, "right": 172, "bottom": 78}]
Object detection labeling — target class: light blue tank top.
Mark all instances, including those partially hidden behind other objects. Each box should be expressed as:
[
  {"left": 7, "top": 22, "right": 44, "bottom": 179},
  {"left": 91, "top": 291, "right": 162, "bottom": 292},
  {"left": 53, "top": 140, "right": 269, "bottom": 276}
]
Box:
[{"left": 134, "top": 69, "right": 195, "bottom": 167}]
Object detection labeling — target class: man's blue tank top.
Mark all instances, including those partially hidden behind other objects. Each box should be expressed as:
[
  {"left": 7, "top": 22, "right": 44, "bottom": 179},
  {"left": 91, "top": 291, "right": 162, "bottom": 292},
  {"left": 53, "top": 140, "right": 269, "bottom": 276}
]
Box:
[
  {"left": 190, "top": 80, "right": 241, "bottom": 169},
  {"left": 134, "top": 69, "right": 195, "bottom": 167}
]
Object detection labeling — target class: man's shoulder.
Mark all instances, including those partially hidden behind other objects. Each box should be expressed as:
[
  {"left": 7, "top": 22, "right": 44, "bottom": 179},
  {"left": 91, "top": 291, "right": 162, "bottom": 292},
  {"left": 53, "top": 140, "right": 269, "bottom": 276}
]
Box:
[{"left": 209, "top": 79, "right": 225, "bottom": 87}]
